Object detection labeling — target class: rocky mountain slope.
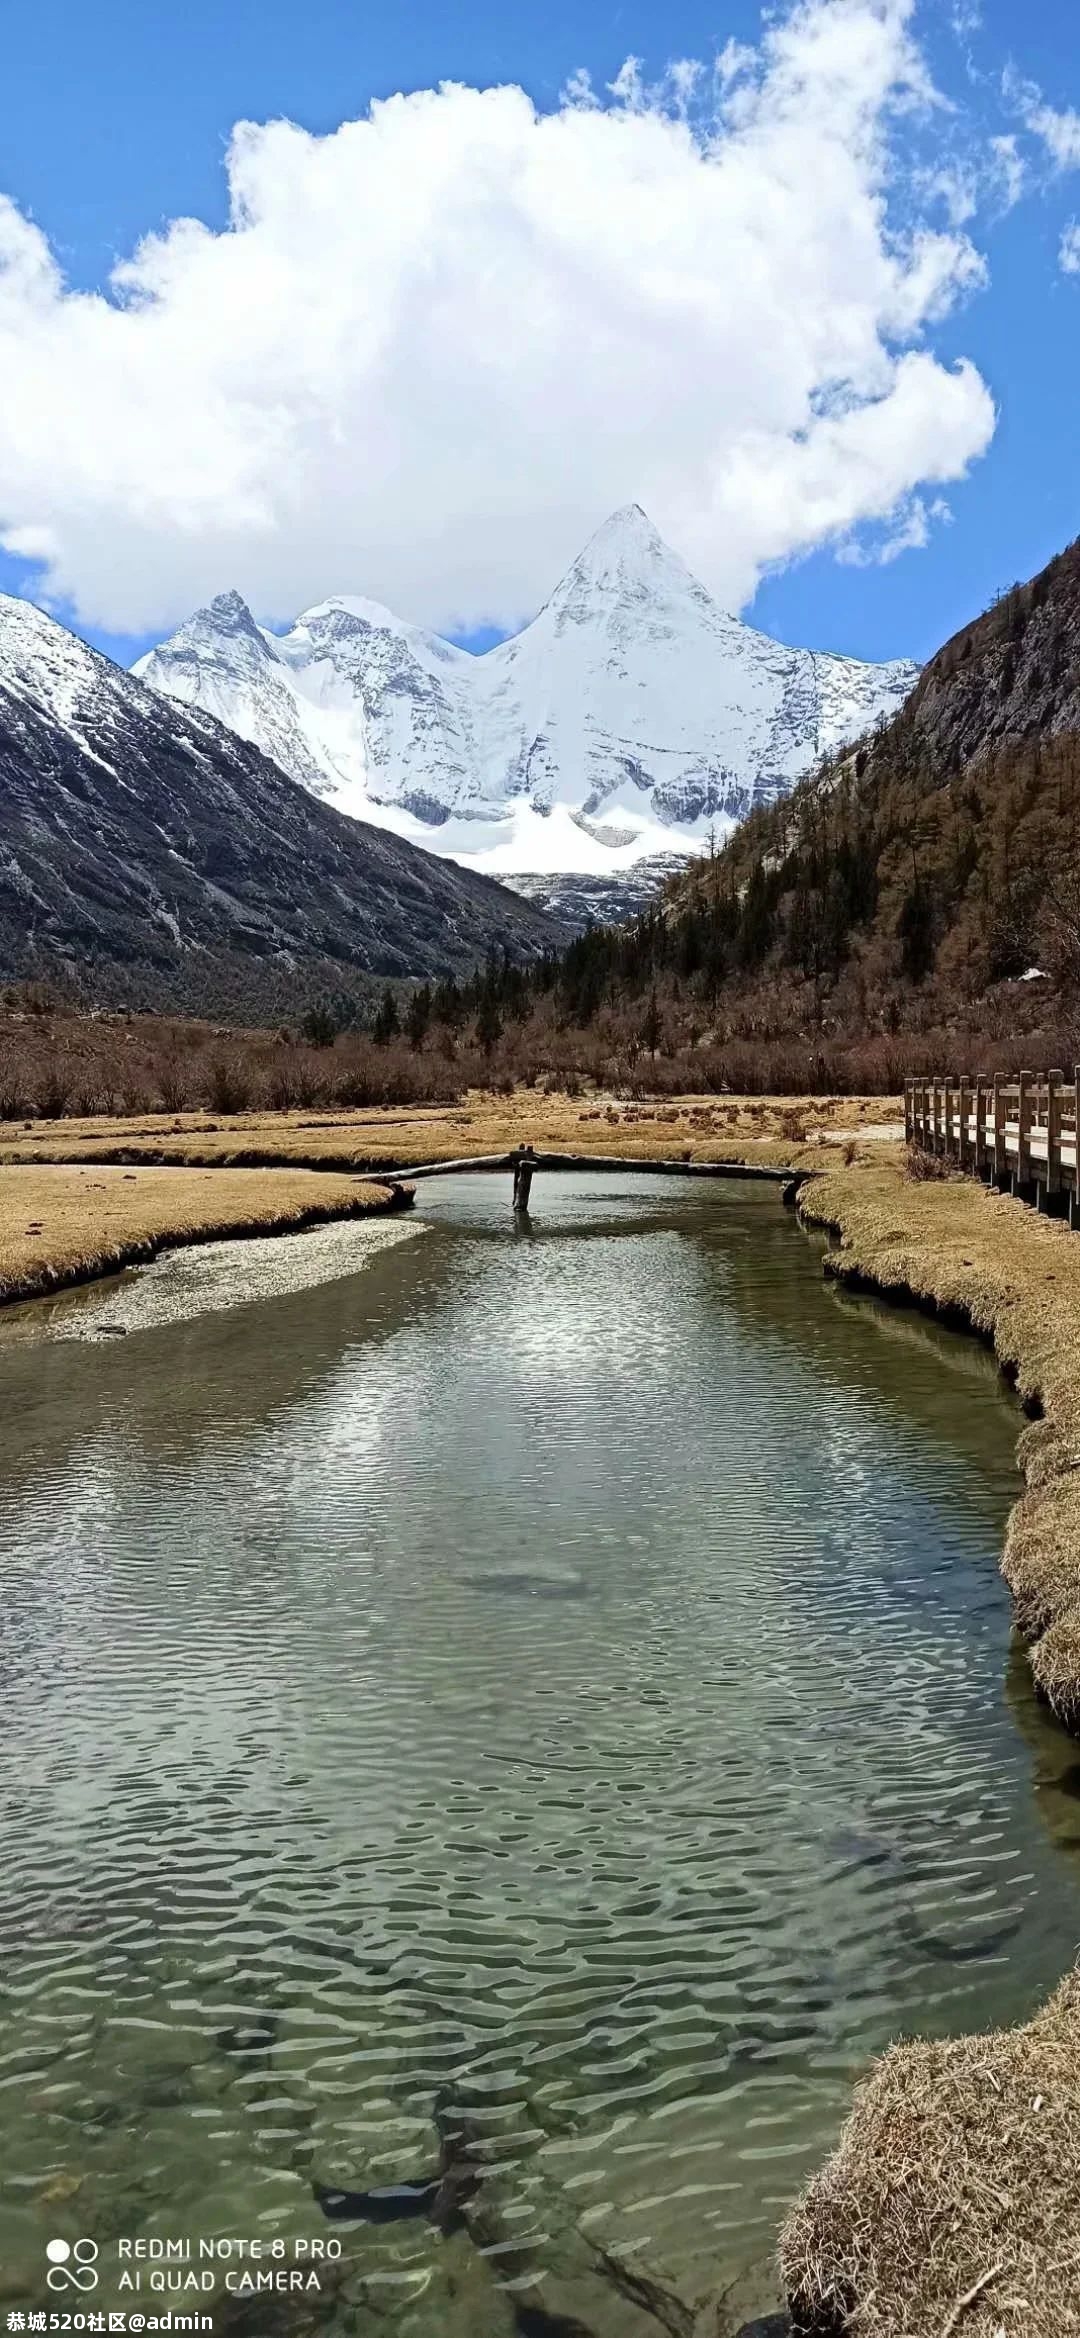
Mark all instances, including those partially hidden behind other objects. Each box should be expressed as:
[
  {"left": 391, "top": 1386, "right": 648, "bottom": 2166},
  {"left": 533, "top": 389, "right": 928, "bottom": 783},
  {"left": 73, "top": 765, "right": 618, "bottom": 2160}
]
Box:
[
  {"left": 0, "top": 597, "right": 557, "bottom": 1020},
  {"left": 901, "top": 534, "right": 1080, "bottom": 768},
  {"left": 667, "top": 532, "right": 1080, "bottom": 1000},
  {"left": 137, "top": 507, "right": 919, "bottom": 881},
  {"left": 503, "top": 854, "right": 689, "bottom": 931}
]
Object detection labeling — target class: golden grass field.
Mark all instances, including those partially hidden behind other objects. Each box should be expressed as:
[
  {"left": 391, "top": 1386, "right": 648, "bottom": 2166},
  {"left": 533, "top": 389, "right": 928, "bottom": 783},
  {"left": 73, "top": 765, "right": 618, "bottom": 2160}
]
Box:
[
  {"left": 0, "top": 1088, "right": 903, "bottom": 1173},
  {"left": 0, "top": 1161, "right": 406, "bottom": 1310}
]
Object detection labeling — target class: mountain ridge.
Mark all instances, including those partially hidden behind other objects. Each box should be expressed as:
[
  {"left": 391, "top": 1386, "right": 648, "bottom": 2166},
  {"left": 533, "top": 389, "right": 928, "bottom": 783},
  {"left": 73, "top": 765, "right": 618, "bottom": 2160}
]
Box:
[
  {"left": 0, "top": 594, "right": 559, "bottom": 1021},
  {"left": 135, "top": 508, "right": 919, "bottom": 880}
]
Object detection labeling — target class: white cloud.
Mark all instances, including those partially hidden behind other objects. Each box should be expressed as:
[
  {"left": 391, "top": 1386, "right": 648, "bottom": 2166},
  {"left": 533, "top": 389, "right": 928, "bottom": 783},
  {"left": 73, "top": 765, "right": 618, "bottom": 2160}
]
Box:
[
  {"left": 1061, "top": 221, "right": 1080, "bottom": 275},
  {"left": 919, "top": 162, "right": 978, "bottom": 226},
  {"left": 1008, "top": 71, "right": 1080, "bottom": 171},
  {"left": 837, "top": 492, "right": 951, "bottom": 565},
  {"left": 988, "top": 133, "right": 1026, "bottom": 210},
  {"left": 0, "top": 0, "right": 995, "bottom": 634}
]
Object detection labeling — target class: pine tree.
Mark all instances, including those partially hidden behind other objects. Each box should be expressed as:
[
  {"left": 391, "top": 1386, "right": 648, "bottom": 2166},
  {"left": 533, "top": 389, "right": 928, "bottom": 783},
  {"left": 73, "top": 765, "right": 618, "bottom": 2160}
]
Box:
[
  {"left": 404, "top": 984, "right": 431, "bottom": 1050},
  {"left": 372, "top": 988, "right": 400, "bottom": 1045}
]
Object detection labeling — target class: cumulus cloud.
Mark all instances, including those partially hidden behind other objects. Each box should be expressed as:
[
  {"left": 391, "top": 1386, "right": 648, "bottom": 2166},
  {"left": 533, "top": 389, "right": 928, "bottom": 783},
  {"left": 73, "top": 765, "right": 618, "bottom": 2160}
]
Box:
[
  {"left": 1061, "top": 222, "right": 1080, "bottom": 275},
  {"left": 0, "top": 0, "right": 995, "bottom": 634}
]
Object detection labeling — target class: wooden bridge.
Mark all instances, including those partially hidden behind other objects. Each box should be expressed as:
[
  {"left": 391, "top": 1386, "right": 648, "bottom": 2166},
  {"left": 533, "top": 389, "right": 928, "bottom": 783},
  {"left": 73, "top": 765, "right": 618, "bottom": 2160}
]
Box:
[{"left": 906, "top": 1072, "right": 1080, "bottom": 1221}]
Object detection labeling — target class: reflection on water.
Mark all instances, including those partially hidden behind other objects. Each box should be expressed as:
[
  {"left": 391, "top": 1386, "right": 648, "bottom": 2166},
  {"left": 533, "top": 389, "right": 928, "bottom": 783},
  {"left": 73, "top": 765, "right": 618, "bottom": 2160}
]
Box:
[{"left": 1, "top": 1172, "right": 1079, "bottom": 2333}]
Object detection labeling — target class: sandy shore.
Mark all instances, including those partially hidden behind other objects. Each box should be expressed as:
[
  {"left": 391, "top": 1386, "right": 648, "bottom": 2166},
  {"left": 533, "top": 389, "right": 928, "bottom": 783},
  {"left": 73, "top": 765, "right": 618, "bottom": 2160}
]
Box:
[
  {"left": 781, "top": 1156, "right": 1080, "bottom": 2338},
  {"left": 0, "top": 1161, "right": 411, "bottom": 1309}
]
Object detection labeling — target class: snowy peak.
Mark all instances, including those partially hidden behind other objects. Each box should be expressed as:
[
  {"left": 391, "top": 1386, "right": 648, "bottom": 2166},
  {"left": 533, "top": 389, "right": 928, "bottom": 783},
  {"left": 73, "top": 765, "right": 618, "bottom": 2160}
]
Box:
[
  {"left": 206, "top": 587, "right": 262, "bottom": 632},
  {"left": 0, "top": 590, "right": 141, "bottom": 763},
  {"left": 541, "top": 503, "right": 715, "bottom": 635},
  {"left": 136, "top": 513, "right": 920, "bottom": 879},
  {"left": 560, "top": 501, "right": 673, "bottom": 587},
  {"left": 0, "top": 593, "right": 559, "bottom": 1021}
]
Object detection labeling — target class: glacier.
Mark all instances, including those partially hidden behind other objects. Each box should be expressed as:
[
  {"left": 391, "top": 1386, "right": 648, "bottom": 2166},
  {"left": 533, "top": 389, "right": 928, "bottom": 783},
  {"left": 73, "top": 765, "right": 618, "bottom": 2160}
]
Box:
[{"left": 135, "top": 506, "right": 919, "bottom": 879}]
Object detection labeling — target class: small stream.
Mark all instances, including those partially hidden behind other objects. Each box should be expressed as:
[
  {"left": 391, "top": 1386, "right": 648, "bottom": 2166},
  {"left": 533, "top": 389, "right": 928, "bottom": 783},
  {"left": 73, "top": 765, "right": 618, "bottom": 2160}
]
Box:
[{"left": 1, "top": 1172, "right": 1079, "bottom": 2333}]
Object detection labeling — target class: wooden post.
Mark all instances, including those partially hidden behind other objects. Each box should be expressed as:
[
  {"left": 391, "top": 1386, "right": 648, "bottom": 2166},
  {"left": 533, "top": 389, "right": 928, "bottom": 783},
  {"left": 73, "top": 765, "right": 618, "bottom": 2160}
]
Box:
[
  {"left": 974, "top": 1075, "right": 987, "bottom": 1176},
  {"left": 904, "top": 1080, "right": 912, "bottom": 1145},
  {"left": 1047, "top": 1070, "right": 1064, "bottom": 1196},
  {"left": 1074, "top": 1065, "right": 1080, "bottom": 1226},
  {"left": 993, "top": 1074, "right": 1005, "bottom": 1184},
  {"left": 958, "top": 1074, "right": 969, "bottom": 1172},
  {"left": 1017, "top": 1069, "right": 1032, "bottom": 1189}
]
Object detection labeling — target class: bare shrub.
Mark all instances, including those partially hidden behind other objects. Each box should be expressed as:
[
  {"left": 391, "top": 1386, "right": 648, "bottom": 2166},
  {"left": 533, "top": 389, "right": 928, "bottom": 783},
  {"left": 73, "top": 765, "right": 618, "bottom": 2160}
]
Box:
[
  {"left": 905, "top": 1142, "right": 954, "bottom": 1181},
  {"left": 157, "top": 1058, "right": 191, "bottom": 1113},
  {"left": 266, "top": 1058, "right": 301, "bottom": 1112},
  {"left": 36, "top": 1067, "right": 73, "bottom": 1119},
  {"left": 206, "top": 1057, "right": 252, "bottom": 1114},
  {"left": 0, "top": 1068, "right": 27, "bottom": 1122}
]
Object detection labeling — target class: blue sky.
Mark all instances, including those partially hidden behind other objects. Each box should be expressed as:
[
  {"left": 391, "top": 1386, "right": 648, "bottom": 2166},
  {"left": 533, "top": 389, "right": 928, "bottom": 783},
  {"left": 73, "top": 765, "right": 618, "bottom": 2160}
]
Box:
[{"left": 1, "top": 0, "right": 1079, "bottom": 669}]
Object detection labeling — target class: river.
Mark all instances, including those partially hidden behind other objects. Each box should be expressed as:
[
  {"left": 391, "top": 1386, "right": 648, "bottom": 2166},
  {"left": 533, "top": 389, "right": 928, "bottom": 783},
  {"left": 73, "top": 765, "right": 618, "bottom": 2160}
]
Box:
[{"left": 1, "top": 1172, "right": 1078, "bottom": 2333}]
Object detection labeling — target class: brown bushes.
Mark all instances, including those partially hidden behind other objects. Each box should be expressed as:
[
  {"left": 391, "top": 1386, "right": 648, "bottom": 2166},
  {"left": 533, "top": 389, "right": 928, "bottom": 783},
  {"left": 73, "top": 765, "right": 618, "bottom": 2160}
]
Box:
[
  {"left": 0, "top": 1002, "right": 473, "bottom": 1126},
  {"left": 904, "top": 1141, "right": 955, "bottom": 1180},
  {"left": 1, "top": 970, "right": 1076, "bottom": 1123}
]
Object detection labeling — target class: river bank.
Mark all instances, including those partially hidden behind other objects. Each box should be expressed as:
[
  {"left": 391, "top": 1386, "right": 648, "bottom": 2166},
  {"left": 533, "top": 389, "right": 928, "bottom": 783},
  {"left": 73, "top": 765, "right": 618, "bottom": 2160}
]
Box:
[
  {"left": 783, "top": 1159, "right": 1080, "bottom": 2338},
  {"left": 0, "top": 1162, "right": 412, "bottom": 1310}
]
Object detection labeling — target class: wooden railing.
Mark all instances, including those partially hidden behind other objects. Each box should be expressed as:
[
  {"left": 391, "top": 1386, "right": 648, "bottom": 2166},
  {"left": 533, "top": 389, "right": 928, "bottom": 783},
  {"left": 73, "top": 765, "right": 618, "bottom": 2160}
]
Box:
[{"left": 906, "top": 1071, "right": 1080, "bottom": 1213}]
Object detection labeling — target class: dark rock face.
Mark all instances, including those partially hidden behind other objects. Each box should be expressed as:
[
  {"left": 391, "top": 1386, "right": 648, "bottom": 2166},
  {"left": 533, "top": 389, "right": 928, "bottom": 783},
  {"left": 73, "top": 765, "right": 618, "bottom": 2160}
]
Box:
[
  {"left": 504, "top": 853, "right": 691, "bottom": 931},
  {"left": 904, "top": 535, "right": 1080, "bottom": 770},
  {"left": 0, "top": 597, "right": 559, "bottom": 1021}
]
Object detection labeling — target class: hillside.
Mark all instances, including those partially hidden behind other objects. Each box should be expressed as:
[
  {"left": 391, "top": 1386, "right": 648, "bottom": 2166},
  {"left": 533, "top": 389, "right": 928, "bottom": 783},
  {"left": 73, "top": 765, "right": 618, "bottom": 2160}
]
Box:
[
  {"left": 0, "top": 596, "right": 557, "bottom": 1022},
  {"left": 135, "top": 507, "right": 917, "bottom": 880},
  {"left": 677, "top": 534, "right": 1080, "bottom": 1001},
  {"left": 378, "top": 535, "right": 1080, "bottom": 1094}
]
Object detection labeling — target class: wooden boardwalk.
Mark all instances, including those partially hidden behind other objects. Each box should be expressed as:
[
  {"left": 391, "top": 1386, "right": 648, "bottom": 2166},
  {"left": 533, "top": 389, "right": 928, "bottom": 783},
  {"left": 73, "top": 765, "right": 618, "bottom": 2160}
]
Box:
[{"left": 906, "top": 1072, "right": 1080, "bottom": 1220}]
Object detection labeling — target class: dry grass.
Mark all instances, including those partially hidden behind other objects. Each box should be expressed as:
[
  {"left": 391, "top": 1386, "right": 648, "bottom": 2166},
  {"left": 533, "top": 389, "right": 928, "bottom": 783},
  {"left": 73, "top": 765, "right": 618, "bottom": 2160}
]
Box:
[
  {"left": 0, "top": 1163, "right": 407, "bottom": 1309},
  {"left": 781, "top": 1972, "right": 1080, "bottom": 2338},
  {"left": 0, "top": 1089, "right": 901, "bottom": 1175}
]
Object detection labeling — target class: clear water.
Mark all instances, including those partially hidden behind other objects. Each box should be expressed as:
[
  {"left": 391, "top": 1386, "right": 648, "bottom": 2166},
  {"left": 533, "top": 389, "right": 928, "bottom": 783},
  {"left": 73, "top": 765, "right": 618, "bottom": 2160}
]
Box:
[{"left": 2, "top": 1172, "right": 1079, "bottom": 2334}]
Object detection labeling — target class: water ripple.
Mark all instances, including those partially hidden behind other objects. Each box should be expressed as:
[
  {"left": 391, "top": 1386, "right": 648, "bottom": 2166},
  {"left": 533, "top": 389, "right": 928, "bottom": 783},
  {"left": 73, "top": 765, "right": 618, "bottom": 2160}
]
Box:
[{"left": 0, "top": 1174, "right": 1078, "bottom": 2326}]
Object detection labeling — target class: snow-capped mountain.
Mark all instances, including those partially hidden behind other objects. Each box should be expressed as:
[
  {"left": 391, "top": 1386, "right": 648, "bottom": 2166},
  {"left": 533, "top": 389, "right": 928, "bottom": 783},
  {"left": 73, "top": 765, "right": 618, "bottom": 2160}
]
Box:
[
  {"left": 0, "top": 594, "right": 557, "bottom": 1019},
  {"left": 136, "top": 507, "right": 919, "bottom": 880}
]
